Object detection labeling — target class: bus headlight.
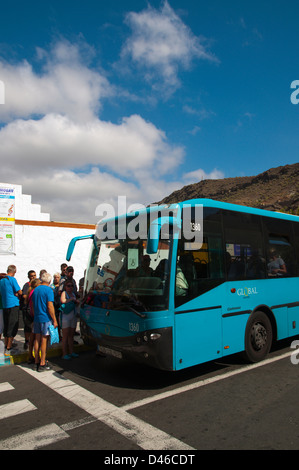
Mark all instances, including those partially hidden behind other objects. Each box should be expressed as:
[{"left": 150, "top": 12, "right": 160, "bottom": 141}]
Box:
[
  {"left": 136, "top": 332, "right": 161, "bottom": 343},
  {"left": 150, "top": 333, "right": 161, "bottom": 341}
]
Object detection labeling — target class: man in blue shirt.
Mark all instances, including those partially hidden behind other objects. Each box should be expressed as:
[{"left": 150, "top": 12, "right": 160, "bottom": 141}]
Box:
[
  {"left": 32, "top": 272, "right": 58, "bottom": 372},
  {"left": 0, "top": 265, "right": 22, "bottom": 353}
]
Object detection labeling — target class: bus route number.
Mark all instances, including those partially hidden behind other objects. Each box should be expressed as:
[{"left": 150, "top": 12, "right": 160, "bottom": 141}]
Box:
[
  {"left": 129, "top": 322, "right": 139, "bottom": 333},
  {"left": 190, "top": 222, "right": 201, "bottom": 232}
]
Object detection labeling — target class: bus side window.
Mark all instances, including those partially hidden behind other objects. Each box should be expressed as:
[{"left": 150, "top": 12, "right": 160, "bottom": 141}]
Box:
[
  {"left": 175, "top": 207, "right": 225, "bottom": 307},
  {"left": 263, "top": 218, "right": 296, "bottom": 278},
  {"left": 223, "top": 211, "right": 266, "bottom": 281}
]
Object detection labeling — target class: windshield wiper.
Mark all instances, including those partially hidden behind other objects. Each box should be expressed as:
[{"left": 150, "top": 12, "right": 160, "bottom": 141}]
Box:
[
  {"left": 128, "top": 305, "right": 147, "bottom": 318},
  {"left": 112, "top": 303, "right": 147, "bottom": 318}
]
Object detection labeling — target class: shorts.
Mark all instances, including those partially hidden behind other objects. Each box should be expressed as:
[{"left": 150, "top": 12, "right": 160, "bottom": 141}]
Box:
[
  {"left": 33, "top": 321, "right": 52, "bottom": 336},
  {"left": 23, "top": 308, "right": 33, "bottom": 333},
  {"left": 61, "top": 312, "right": 77, "bottom": 329},
  {"left": 3, "top": 306, "right": 19, "bottom": 338}
]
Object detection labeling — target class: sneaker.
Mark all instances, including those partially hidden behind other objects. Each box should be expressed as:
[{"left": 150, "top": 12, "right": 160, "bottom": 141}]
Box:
[
  {"left": 38, "top": 363, "right": 52, "bottom": 372},
  {"left": 5, "top": 347, "right": 19, "bottom": 356},
  {"left": 70, "top": 352, "right": 79, "bottom": 358},
  {"left": 62, "top": 354, "right": 72, "bottom": 360}
]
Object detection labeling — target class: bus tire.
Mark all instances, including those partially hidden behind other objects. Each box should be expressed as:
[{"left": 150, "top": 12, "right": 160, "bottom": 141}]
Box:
[{"left": 243, "top": 311, "right": 273, "bottom": 363}]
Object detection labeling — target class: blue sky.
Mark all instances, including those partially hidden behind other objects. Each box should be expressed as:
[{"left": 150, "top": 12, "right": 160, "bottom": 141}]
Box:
[{"left": 0, "top": 0, "right": 298, "bottom": 222}]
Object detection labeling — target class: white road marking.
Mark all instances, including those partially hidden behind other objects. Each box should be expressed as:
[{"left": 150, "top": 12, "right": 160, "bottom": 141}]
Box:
[
  {"left": 0, "top": 399, "right": 37, "bottom": 420},
  {"left": 122, "top": 351, "right": 294, "bottom": 411},
  {"left": 11, "top": 350, "right": 291, "bottom": 450},
  {"left": 0, "top": 382, "right": 14, "bottom": 393},
  {"left": 19, "top": 365, "right": 194, "bottom": 450},
  {"left": 61, "top": 416, "right": 97, "bottom": 431},
  {"left": 0, "top": 423, "right": 69, "bottom": 450}
]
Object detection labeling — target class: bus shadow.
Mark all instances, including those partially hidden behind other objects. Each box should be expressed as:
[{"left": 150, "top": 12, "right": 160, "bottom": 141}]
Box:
[
  {"left": 51, "top": 350, "right": 243, "bottom": 392},
  {"left": 51, "top": 335, "right": 298, "bottom": 394}
]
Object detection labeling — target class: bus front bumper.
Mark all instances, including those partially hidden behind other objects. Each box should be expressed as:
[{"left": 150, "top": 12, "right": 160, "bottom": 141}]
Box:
[{"left": 80, "top": 319, "right": 173, "bottom": 371}]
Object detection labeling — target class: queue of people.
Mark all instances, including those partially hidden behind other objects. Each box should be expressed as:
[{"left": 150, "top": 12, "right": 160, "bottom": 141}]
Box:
[{"left": 0, "top": 263, "right": 82, "bottom": 372}]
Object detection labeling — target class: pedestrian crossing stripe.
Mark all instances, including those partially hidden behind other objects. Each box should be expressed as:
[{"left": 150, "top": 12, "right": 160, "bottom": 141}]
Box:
[
  {"left": 0, "top": 399, "right": 37, "bottom": 420},
  {"left": 0, "top": 382, "right": 14, "bottom": 393},
  {"left": 0, "top": 423, "right": 69, "bottom": 450}
]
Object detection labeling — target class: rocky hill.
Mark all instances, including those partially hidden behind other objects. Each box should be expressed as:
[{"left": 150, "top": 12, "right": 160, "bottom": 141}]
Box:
[{"left": 159, "top": 163, "right": 299, "bottom": 215}]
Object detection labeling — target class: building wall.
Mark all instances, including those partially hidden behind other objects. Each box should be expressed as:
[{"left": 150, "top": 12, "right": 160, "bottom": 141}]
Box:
[{"left": 0, "top": 183, "right": 95, "bottom": 288}]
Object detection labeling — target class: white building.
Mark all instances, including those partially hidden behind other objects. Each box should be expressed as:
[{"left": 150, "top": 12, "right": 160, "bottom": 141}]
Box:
[{"left": 0, "top": 183, "right": 95, "bottom": 288}]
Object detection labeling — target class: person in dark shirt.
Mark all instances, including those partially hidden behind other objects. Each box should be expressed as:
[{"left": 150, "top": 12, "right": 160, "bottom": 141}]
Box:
[{"left": 0, "top": 265, "right": 22, "bottom": 354}]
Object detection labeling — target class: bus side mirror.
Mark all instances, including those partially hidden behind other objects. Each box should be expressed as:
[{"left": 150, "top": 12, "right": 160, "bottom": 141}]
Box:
[
  {"left": 147, "top": 221, "right": 160, "bottom": 254},
  {"left": 146, "top": 217, "right": 181, "bottom": 254},
  {"left": 66, "top": 235, "right": 95, "bottom": 261}
]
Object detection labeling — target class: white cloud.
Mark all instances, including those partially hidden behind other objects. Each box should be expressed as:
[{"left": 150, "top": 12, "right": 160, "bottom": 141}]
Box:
[
  {"left": 183, "top": 105, "right": 216, "bottom": 120},
  {"left": 183, "top": 168, "right": 224, "bottom": 184},
  {"left": 0, "top": 109, "right": 186, "bottom": 222},
  {"left": 5, "top": 166, "right": 185, "bottom": 224},
  {"left": 122, "top": 1, "right": 218, "bottom": 94},
  {"left": 0, "top": 39, "right": 113, "bottom": 123},
  {"left": 0, "top": 30, "right": 223, "bottom": 224},
  {"left": 18, "top": 168, "right": 141, "bottom": 223},
  {"left": 0, "top": 113, "right": 184, "bottom": 178}
]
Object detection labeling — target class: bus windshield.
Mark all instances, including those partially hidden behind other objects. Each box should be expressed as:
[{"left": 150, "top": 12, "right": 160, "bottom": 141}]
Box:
[{"left": 83, "top": 236, "right": 172, "bottom": 313}]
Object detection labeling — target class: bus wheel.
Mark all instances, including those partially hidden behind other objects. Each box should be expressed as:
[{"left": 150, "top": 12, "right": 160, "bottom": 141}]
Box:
[{"left": 243, "top": 311, "right": 273, "bottom": 363}]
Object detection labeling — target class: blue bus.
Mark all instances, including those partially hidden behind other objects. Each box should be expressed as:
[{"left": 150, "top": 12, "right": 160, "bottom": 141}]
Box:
[{"left": 67, "top": 199, "right": 299, "bottom": 370}]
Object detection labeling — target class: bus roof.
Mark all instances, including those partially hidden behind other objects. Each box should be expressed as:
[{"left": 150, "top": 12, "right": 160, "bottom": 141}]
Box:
[
  {"left": 97, "top": 198, "right": 298, "bottom": 228},
  {"left": 176, "top": 198, "right": 299, "bottom": 222}
]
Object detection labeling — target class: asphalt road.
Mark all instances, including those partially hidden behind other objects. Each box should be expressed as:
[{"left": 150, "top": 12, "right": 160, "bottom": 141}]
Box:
[{"left": 1, "top": 337, "right": 299, "bottom": 453}]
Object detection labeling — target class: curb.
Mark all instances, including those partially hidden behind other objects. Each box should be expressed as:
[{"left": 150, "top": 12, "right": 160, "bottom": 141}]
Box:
[
  {"left": 1, "top": 324, "right": 94, "bottom": 367},
  {"left": 0, "top": 356, "right": 13, "bottom": 367},
  {"left": 9, "top": 343, "right": 93, "bottom": 365}
]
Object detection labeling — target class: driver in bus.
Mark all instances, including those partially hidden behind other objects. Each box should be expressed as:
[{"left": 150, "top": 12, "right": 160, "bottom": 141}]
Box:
[{"left": 134, "top": 255, "right": 154, "bottom": 277}]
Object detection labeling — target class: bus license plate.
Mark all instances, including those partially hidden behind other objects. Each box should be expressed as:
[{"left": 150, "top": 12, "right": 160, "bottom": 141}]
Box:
[{"left": 99, "top": 346, "right": 122, "bottom": 359}]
